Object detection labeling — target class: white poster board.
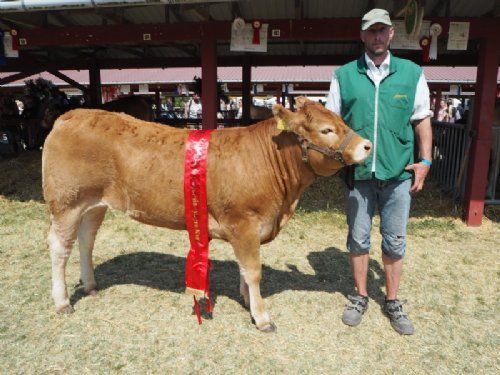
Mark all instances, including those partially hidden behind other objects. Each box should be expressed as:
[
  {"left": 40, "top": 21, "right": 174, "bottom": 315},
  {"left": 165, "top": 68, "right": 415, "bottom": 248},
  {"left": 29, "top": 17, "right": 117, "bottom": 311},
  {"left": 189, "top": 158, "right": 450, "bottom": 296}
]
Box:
[
  {"left": 3, "top": 32, "right": 19, "bottom": 58},
  {"left": 230, "top": 23, "right": 268, "bottom": 53},
  {"left": 391, "top": 20, "right": 431, "bottom": 50},
  {"left": 447, "top": 22, "right": 469, "bottom": 50}
]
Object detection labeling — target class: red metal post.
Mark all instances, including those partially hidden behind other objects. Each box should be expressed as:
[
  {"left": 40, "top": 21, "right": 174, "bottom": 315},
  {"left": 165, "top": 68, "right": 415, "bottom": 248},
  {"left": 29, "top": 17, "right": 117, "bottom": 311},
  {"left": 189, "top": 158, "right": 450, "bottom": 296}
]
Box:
[
  {"left": 242, "top": 62, "right": 251, "bottom": 125},
  {"left": 201, "top": 26, "right": 217, "bottom": 130},
  {"left": 463, "top": 36, "right": 500, "bottom": 226}
]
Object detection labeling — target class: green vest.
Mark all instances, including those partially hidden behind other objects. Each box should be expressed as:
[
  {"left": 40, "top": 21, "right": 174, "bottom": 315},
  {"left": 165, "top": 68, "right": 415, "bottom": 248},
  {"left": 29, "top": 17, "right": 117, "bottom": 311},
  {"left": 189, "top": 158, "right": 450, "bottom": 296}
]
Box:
[{"left": 336, "top": 54, "right": 422, "bottom": 181}]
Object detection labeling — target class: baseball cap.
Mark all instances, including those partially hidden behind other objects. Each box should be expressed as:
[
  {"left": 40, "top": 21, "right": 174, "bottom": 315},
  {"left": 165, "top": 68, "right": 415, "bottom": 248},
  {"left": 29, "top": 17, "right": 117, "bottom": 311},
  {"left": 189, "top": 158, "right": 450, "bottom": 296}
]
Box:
[{"left": 361, "top": 8, "right": 392, "bottom": 30}]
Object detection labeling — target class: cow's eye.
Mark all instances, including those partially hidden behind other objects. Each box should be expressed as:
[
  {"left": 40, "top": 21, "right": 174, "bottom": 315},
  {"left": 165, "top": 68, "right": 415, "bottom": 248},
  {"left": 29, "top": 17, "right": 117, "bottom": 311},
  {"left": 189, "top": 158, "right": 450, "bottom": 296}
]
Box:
[{"left": 321, "top": 128, "right": 333, "bottom": 135}]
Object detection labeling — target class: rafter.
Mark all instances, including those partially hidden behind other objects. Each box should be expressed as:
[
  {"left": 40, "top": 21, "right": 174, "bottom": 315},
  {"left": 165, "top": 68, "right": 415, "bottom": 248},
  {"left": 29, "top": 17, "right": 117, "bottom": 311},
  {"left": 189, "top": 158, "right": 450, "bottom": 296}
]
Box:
[
  {"left": 47, "top": 69, "right": 88, "bottom": 92},
  {"left": 295, "top": 0, "right": 303, "bottom": 20},
  {"left": 49, "top": 11, "right": 75, "bottom": 27},
  {"left": 231, "top": 1, "right": 242, "bottom": 19}
]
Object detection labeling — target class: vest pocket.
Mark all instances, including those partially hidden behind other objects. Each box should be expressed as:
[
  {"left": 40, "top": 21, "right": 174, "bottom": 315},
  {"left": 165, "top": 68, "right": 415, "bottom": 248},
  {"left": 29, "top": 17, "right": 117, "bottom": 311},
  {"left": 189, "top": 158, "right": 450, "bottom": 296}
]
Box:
[{"left": 389, "top": 94, "right": 410, "bottom": 110}]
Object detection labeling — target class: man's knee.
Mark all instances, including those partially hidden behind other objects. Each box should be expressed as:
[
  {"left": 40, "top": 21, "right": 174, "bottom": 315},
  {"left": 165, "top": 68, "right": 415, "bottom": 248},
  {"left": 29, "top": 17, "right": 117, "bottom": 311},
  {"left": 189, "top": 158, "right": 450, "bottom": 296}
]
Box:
[
  {"left": 347, "top": 234, "right": 371, "bottom": 255},
  {"left": 381, "top": 233, "right": 406, "bottom": 259}
]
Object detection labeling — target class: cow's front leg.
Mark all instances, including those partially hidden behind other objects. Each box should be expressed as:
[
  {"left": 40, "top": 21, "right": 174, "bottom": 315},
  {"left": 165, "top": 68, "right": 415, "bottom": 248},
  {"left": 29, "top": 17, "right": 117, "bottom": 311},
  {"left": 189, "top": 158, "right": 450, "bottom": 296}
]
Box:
[{"left": 231, "top": 230, "right": 276, "bottom": 332}]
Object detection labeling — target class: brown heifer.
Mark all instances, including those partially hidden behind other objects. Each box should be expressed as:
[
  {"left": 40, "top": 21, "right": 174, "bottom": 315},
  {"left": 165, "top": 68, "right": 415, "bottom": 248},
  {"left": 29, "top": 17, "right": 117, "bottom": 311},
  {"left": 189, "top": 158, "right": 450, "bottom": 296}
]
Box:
[{"left": 42, "top": 97, "right": 371, "bottom": 332}]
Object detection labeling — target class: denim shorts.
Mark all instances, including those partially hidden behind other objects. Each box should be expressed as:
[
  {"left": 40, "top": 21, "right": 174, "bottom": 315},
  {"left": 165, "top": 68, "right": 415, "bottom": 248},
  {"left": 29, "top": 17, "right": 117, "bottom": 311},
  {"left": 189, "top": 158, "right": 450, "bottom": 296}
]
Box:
[{"left": 345, "top": 178, "right": 412, "bottom": 259}]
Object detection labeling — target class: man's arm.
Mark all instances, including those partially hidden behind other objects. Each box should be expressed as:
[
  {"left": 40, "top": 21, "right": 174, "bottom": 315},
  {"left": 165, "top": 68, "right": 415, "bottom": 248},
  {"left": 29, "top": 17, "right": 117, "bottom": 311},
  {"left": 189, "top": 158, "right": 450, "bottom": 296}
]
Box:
[
  {"left": 325, "top": 70, "right": 341, "bottom": 114},
  {"left": 405, "top": 116, "right": 432, "bottom": 193}
]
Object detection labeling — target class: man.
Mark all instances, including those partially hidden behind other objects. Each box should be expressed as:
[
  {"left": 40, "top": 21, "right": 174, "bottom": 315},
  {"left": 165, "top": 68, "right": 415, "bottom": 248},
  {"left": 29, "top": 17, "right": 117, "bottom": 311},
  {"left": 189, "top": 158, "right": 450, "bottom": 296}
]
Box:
[{"left": 326, "top": 8, "right": 433, "bottom": 335}]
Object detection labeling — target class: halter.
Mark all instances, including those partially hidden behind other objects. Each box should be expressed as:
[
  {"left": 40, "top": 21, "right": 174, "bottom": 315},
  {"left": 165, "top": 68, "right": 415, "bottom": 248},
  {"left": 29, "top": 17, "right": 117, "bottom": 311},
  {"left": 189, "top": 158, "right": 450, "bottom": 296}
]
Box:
[{"left": 295, "top": 129, "right": 355, "bottom": 166}]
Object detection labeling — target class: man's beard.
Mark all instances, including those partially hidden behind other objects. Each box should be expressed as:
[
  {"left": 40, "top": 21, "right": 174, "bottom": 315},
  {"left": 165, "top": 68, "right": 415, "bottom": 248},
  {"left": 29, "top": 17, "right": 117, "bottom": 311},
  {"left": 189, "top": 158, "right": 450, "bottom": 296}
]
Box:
[{"left": 368, "top": 44, "right": 387, "bottom": 56}]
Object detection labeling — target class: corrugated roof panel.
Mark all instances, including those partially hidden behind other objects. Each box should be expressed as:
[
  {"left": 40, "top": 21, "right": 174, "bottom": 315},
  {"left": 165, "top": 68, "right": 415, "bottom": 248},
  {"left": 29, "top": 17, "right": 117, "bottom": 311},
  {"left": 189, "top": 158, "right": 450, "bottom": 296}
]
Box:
[
  {"left": 305, "top": 0, "right": 374, "bottom": 18},
  {"left": 123, "top": 4, "right": 167, "bottom": 23},
  {"left": 63, "top": 11, "right": 106, "bottom": 26},
  {"left": 209, "top": 2, "right": 234, "bottom": 21},
  {"left": 2, "top": 66, "right": 499, "bottom": 87},
  {"left": 240, "top": 0, "right": 295, "bottom": 21}
]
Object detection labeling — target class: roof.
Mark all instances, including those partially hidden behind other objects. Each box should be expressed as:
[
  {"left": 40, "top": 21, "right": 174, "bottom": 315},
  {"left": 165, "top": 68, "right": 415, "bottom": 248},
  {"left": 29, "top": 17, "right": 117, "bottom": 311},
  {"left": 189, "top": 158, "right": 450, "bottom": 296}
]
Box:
[{"left": 0, "top": 0, "right": 498, "bottom": 72}]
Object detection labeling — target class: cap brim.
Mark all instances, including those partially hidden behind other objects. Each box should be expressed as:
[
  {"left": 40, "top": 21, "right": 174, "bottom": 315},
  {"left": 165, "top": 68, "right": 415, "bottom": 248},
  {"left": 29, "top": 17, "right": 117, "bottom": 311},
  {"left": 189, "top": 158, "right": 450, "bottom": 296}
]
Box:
[{"left": 361, "top": 20, "right": 392, "bottom": 31}]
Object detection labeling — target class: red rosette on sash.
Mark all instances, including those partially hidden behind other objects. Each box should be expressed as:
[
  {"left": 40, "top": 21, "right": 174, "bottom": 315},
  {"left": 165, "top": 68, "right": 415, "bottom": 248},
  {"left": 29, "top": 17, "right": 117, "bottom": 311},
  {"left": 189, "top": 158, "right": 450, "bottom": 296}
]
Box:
[
  {"left": 184, "top": 130, "right": 213, "bottom": 324},
  {"left": 252, "top": 20, "right": 262, "bottom": 44},
  {"left": 419, "top": 36, "right": 431, "bottom": 62}
]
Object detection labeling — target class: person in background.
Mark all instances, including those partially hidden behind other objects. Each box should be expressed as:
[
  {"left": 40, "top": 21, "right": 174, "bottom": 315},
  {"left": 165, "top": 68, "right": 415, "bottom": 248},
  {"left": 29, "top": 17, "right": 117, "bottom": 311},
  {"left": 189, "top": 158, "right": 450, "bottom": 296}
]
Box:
[
  {"left": 184, "top": 93, "right": 202, "bottom": 119},
  {"left": 437, "top": 100, "right": 449, "bottom": 122},
  {"left": 326, "top": 8, "right": 433, "bottom": 335}
]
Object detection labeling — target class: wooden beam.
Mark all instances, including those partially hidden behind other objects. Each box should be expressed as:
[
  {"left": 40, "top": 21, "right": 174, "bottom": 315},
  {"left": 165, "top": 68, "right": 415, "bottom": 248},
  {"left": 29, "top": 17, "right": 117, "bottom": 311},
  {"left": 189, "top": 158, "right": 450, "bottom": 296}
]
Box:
[
  {"left": 231, "top": 1, "right": 242, "bottom": 18},
  {"left": 0, "top": 69, "right": 44, "bottom": 86},
  {"left": 429, "top": 0, "right": 446, "bottom": 16},
  {"left": 47, "top": 69, "right": 88, "bottom": 92},
  {"left": 15, "top": 18, "right": 500, "bottom": 48},
  {"left": 0, "top": 16, "right": 40, "bottom": 29},
  {"left": 200, "top": 25, "right": 217, "bottom": 130},
  {"left": 49, "top": 11, "right": 75, "bottom": 27},
  {"left": 295, "top": 0, "right": 303, "bottom": 20}
]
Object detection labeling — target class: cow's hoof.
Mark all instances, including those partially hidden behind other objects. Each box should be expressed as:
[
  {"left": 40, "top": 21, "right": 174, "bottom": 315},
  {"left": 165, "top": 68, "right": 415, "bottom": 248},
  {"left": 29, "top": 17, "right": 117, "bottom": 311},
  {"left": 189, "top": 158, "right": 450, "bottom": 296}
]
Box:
[
  {"left": 86, "top": 289, "right": 98, "bottom": 297},
  {"left": 56, "top": 305, "right": 75, "bottom": 314},
  {"left": 257, "top": 322, "right": 277, "bottom": 333}
]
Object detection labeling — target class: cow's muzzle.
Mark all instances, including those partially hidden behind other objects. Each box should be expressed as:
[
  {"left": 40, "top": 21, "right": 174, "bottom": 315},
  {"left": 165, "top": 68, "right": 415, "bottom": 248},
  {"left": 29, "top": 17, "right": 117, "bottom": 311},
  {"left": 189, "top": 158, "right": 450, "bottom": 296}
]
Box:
[{"left": 296, "top": 129, "right": 355, "bottom": 166}]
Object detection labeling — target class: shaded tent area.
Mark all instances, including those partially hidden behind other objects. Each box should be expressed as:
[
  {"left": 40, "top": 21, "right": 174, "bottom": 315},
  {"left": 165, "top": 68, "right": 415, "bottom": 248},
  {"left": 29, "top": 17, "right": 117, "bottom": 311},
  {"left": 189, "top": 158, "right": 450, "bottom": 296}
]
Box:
[{"left": 0, "top": 0, "right": 499, "bottom": 225}]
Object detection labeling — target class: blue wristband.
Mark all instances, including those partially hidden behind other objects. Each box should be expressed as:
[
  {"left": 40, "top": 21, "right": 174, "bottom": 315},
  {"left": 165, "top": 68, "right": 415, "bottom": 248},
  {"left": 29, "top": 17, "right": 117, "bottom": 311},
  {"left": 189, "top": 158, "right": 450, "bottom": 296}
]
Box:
[{"left": 420, "top": 159, "right": 432, "bottom": 167}]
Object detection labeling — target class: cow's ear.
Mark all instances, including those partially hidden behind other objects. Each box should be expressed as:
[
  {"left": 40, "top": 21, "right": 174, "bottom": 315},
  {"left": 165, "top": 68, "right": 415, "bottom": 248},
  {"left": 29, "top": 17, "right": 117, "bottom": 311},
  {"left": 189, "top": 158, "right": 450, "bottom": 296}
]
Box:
[
  {"left": 294, "top": 96, "right": 313, "bottom": 110},
  {"left": 273, "top": 104, "right": 302, "bottom": 133},
  {"left": 273, "top": 104, "right": 293, "bottom": 130}
]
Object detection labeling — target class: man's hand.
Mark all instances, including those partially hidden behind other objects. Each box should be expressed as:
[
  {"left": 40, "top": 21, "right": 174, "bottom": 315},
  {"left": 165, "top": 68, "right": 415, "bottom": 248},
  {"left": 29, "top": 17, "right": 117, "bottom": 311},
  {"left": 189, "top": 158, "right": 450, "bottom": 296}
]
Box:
[{"left": 405, "top": 162, "right": 430, "bottom": 193}]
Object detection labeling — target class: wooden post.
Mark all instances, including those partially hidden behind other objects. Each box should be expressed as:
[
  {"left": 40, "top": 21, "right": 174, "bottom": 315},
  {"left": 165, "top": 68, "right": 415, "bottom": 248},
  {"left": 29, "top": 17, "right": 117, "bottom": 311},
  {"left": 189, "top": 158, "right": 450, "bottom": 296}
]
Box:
[
  {"left": 433, "top": 88, "right": 442, "bottom": 120},
  {"left": 242, "top": 61, "right": 251, "bottom": 125},
  {"left": 463, "top": 36, "right": 500, "bottom": 226},
  {"left": 155, "top": 90, "right": 161, "bottom": 120},
  {"left": 88, "top": 63, "right": 102, "bottom": 106},
  {"left": 201, "top": 26, "right": 217, "bottom": 130}
]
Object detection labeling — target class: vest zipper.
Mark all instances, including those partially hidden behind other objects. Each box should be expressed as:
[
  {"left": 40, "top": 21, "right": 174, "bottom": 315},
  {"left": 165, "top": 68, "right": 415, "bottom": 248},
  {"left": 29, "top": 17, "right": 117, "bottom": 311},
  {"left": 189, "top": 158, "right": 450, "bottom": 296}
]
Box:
[{"left": 371, "top": 82, "right": 379, "bottom": 174}]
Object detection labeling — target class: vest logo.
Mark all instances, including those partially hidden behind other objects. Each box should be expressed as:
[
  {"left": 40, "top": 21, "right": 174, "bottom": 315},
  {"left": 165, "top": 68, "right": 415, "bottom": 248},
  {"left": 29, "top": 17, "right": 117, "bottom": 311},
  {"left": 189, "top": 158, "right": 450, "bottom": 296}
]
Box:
[{"left": 393, "top": 93, "right": 408, "bottom": 100}]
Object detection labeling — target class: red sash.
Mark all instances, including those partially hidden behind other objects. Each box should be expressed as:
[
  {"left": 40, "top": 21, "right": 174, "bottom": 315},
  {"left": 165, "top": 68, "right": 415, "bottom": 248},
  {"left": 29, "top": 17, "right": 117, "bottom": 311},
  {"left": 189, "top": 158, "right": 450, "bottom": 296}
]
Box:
[{"left": 184, "top": 130, "right": 213, "bottom": 324}]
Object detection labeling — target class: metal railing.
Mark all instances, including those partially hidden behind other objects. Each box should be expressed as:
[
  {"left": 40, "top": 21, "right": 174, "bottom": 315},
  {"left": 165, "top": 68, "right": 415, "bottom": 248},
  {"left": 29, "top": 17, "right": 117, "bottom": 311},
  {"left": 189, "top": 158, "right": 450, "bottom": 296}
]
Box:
[{"left": 430, "top": 120, "right": 470, "bottom": 202}]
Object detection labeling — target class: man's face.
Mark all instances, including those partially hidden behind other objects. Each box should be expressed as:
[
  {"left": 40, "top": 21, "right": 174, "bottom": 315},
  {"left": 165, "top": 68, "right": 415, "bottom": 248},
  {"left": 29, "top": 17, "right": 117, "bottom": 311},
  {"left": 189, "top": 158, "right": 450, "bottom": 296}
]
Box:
[{"left": 360, "top": 24, "right": 394, "bottom": 57}]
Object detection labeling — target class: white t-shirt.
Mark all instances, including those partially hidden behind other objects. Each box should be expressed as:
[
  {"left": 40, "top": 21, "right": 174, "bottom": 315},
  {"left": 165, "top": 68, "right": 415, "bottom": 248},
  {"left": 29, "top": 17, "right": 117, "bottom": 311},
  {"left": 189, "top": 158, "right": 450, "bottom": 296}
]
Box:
[{"left": 186, "top": 100, "right": 202, "bottom": 119}]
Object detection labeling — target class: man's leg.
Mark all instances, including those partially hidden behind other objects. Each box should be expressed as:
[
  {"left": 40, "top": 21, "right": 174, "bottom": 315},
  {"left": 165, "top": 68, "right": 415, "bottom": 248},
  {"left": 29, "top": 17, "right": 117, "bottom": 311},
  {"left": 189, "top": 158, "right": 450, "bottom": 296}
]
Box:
[
  {"left": 379, "top": 179, "right": 414, "bottom": 334},
  {"left": 382, "top": 254, "right": 403, "bottom": 300},
  {"left": 350, "top": 253, "right": 370, "bottom": 297},
  {"left": 343, "top": 180, "right": 375, "bottom": 326}
]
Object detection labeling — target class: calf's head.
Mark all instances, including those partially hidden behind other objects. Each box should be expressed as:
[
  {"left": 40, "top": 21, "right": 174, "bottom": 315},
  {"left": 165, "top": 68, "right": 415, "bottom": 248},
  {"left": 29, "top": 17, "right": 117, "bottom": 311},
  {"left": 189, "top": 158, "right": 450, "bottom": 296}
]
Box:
[{"left": 273, "top": 97, "right": 372, "bottom": 176}]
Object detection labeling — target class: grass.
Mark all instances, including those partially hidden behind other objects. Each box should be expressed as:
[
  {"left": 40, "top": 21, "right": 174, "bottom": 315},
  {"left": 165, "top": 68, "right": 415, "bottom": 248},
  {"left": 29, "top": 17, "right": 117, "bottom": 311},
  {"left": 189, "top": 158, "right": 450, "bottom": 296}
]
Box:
[{"left": 0, "top": 151, "right": 499, "bottom": 374}]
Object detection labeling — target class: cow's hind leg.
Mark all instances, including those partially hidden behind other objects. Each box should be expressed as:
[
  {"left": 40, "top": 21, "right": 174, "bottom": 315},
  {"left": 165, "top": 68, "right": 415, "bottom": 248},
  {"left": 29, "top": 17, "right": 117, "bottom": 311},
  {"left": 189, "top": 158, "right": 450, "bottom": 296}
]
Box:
[
  {"left": 239, "top": 273, "right": 250, "bottom": 308},
  {"left": 48, "top": 209, "right": 82, "bottom": 314},
  {"left": 78, "top": 206, "right": 107, "bottom": 295},
  {"left": 230, "top": 228, "right": 275, "bottom": 332}
]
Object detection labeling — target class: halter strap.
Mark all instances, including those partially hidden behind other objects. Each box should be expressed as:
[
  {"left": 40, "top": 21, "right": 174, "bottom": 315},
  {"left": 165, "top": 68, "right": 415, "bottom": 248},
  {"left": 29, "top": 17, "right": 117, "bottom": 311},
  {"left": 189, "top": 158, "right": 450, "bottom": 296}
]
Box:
[{"left": 296, "top": 129, "right": 354, "bottom": 166}]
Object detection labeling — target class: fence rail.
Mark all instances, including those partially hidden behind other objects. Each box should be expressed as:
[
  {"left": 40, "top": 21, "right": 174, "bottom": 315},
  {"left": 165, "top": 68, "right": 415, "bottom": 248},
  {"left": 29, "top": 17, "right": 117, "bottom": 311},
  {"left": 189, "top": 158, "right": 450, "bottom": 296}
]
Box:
[{"left": 430, "top": 121, "right": 469, "bottom": 202}]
